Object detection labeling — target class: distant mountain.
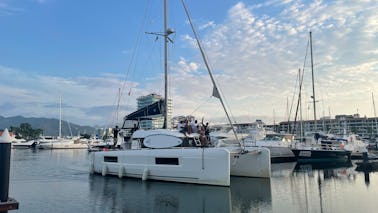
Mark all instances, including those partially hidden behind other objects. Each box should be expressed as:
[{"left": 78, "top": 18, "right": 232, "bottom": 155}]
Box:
[{"left": 0, "top": 115, "right": 96, "bottom": 136}]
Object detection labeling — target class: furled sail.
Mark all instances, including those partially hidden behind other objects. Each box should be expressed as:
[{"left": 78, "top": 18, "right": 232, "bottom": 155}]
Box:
[{"left": 123, "top": 99, "right": 165, "bottom": 121}]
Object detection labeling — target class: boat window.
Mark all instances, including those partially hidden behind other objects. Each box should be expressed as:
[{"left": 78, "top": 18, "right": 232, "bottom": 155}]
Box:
[
  {"left": 104, "top": 156, "right": 118, "bottom": 163},
  {"left": 155, "top": 157, "right": 179, "bottom": 165}
]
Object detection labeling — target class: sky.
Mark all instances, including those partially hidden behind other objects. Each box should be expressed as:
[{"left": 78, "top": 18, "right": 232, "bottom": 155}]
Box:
[{"left": 0, "top": 0, "right": 377, "bottom": 127}]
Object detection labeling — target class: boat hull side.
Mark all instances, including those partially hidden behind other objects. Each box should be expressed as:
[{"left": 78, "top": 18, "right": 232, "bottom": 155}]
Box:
[
  {"left": 91, "top": 148, "right": 230, "bottom": 186},
  {"left": 228, "top": 147, "right": 271, "bottom": 178},
  {"left": 291, "top": 149, "right": 351, "bottom": 163}
]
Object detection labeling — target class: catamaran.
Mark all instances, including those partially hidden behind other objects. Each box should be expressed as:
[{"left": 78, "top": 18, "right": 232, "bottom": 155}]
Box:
[{"left": 90, "top": 0, "right": 270, "bottom": 186}]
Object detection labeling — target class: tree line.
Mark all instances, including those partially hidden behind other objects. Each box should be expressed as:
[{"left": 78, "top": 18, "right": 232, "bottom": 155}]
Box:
[{"left": 9, "top": 123, "right": 43, "bottom": 140}]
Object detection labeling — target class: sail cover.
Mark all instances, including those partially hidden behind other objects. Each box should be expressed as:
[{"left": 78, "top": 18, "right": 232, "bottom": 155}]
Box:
[{"left": 123, "top": 99, "right": 165, "bottom": 121}]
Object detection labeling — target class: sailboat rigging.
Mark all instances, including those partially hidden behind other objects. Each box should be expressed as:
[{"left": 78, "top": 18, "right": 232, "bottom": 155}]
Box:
[
  {"left": 181, "top": 0, "right": 243, "bottom": 149},
  {"left": 291, "top": 31, "right": 352, "bottom": 162},
  {"left": 90, "top": 0, "right": 271, "bottom": 185},
  {"left": 310, "top": 31, "right": 317, "bottom": 131}
]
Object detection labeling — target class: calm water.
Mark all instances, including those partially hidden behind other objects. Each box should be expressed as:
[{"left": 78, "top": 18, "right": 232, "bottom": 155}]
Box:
[{"left": 8, "top": 149, "right": 378, "bottom": 213}]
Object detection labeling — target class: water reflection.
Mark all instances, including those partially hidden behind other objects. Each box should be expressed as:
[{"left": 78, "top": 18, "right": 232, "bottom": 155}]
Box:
[
  {"left": 89, "top": 175, "right": 271, "bottom": 213},
  {"left": 294, "top": 161, "right": 355, "bottom": 180},
  {"left": 271, "top": 162, "right": 297, "bottom": 177},
  {"left": 291, "top": 161, "right": 356, "bottom": 213},
  {"left": 355, "top": 160, "right": 378, "bottom": 187}
]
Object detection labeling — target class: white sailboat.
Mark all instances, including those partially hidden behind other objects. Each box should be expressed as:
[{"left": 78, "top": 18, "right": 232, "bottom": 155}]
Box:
[
  {"left": 38, "top": 97, "right": 87, "bottom": 150},
  {"left": 291, "top": 32, "right": 351, "bottom": 162},
  {"left": 90, "top": 0, "right": 270, "bottom": 186},
  {"left": 209, "top": 123, "right": 295, "bottom": 163}
]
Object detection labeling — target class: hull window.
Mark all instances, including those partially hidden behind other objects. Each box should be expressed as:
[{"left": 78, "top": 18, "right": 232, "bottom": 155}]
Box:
[
  {"left": 104, "top": 156, "right": 118, "bottom": 163},
  {"left": 155, "top": 157, "right": 179, "bottom": 165}
]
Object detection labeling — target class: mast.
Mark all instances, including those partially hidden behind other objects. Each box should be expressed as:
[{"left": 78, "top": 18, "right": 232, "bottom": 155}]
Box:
[
  {"left": 286, "top": 97, "right": 290, "bottom": 133},
  {"left": 310, "top": 31, "right": 317, "bottom": 131},
  {"left": 59, "top": 96, "right": 62, "bottom": 138},
  {"left": 299, "top": 69, "right": 304, "bottom": 139},
  {"left": 181, "top": 0, "right": 242, "bottom": 148},
  {"left": 116, "top": 88, "right": 121, "bottom": 126},
  {"left": 372, "top": 92, "right": 378, "bottom": 134},
  {"left": 163, "top": 0, "right": 168, "bottom": 129}
]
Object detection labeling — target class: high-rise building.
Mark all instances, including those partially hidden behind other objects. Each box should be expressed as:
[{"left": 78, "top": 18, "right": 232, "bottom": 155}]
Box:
[{"left": 136, "top": 93, "right": 171, "bottom": 129}]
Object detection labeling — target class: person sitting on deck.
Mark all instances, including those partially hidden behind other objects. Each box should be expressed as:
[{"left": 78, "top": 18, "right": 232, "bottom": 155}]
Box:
[{"left": 178, "top": 120, "right": 190, "bottom": 137}]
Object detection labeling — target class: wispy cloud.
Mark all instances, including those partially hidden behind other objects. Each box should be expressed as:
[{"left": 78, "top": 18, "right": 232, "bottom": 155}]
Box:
[
  {"left": 1, "top": 0, "right": 377, "bottom": 126},
  {"left": 0, "top": 1, "right": 23, "bottom": 15},
  {"left": 176, "top": 0, "right": 378, "bottom": 123}
]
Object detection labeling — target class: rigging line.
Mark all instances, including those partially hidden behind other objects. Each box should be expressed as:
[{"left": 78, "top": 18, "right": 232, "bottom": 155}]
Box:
[
  {"left": 292, "top": 39, "right": 310, "bottom": 134},
  {"left": 111, "top": 0, "right": 153, "bottom": 127},
  {"left": 288, "top": 67, "right": 299, "bottom": 122},
  {"left": 288, "top": 38, "right": 309, "bottom": 122},
  {"left": 189, "top": 96, "right": 212, "bottom": 115},
  {"left": 120, "top": 0, "right": 153, "bottom": 98},
  {"left": 181, "top": 0, "right": 242, "bottom": 148}
]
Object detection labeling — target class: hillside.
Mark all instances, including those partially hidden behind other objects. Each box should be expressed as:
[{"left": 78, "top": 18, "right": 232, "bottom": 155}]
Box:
[{"left": 0, "top": 115, "right": 96, "bottom": 136}]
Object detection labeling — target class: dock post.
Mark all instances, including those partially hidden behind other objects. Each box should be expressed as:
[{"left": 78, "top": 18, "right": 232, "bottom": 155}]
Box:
[{"left": 0, "top": 129, "right": 19, "bottom": 212}]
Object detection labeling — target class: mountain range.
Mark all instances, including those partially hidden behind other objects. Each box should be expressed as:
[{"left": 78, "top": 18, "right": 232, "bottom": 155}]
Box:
[{"left": 0, "top": 115, "right": 97, "bottom": 137}]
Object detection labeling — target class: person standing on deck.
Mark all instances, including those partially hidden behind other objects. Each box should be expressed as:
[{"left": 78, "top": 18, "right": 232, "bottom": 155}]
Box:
[{"left": 113, "top": 125, "right": 120, "bottom": 148}]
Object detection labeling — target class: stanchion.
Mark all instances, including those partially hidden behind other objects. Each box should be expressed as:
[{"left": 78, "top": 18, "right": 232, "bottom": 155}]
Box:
[{"left": 0, "top": 129, "right": 19, "bottom": 212}]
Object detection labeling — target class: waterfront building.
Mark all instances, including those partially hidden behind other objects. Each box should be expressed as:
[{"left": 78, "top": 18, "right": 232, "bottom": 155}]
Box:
[
  {"left": 279, "top": 114, "right": 378, "bottom": 139},
  {"left": 136, "top": 93, "right": 171, "bottom": 129}
]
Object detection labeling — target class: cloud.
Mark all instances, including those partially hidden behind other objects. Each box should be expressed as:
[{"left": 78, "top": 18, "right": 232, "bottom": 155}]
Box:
[
  {"left": 0, "top": 65, "right": 140, "bottom": 126},
  {"left": 172, "top": 0, "right": 378, "bottom": 124},
  {"left": 2, "top": 0, "right": 378, "bottom": 127},
  {"left": 0, "top": 1, "right": 23, "bottom": 15},
  {"left": 199, "top": 21, "right": 216, "bottom": 30}
]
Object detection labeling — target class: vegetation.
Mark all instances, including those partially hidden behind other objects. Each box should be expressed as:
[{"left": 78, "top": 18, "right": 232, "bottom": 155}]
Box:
[{"left": 9, "top": 123, "right": 43, "bottom": 140}]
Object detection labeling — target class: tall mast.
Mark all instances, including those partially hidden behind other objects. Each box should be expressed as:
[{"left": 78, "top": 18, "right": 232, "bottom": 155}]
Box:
[
  {"left": 163, "top": 0, "right": 169, "bottom": 129},
  {"left": 116, "top": 88, "right": 121, "bottom": 125},
  {"left": 310, "top": 31, "right": 317, "bottom": 131},
  {"left": 59, "top": 96, "right": 62, "bottom": 138},
  {"left": 372, "top": 92, "right": 378, "bottom": 134},
  {"left": 299, "top": 69, "right": 304, "bottom": 139}
]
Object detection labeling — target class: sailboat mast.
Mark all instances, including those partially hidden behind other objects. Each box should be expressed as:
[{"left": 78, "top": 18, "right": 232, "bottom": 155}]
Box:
[
  {"left": 59, "top": 96, "right": 62, "bottom": 138},
  {"left": 310, "top": 31, "right": 317, "bottom": 131},
  {"left": 181, "top": 0, "right": 242, "bottom": 147},
  {"left": 116, "top": 88, "right": 121, "bottom": 125},
  {"left": 163, "top": 0, "right": 169, "bottom": 129},
  {"left": 372, "top": 92, "right": 378, "bottom": 134}
]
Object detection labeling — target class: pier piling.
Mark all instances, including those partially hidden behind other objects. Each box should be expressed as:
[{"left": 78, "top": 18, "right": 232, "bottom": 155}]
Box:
[{"left": 0, "top": 129, "right": 19, "bottom": 212}]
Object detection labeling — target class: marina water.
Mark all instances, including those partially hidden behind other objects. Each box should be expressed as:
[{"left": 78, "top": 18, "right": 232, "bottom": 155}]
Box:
[{"left": 9, "top": 149, "right": 378, "bottom": 212}]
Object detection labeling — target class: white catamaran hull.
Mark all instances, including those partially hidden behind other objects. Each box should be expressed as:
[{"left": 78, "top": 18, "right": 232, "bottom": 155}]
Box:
[
  {"left": 226, "top": 147, "right": 271, "bottom": 178},
  {"left": 90, "top": 148, "right": 231, "bottom": 186}
]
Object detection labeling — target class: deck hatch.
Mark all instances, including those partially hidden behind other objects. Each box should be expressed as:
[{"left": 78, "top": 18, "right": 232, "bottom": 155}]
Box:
[
  {"left": 155, "top": 157, "right": 179, "bottom": 165},
  {"left": 104, "top": 156, "right": 118, "bottom": 163}
]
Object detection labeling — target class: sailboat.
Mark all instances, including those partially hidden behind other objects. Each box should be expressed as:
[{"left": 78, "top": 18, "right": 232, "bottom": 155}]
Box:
[
  {"left": 90, "top": 0, "right": 271, "bottom": 186},
  {"left": 291, "top": 32, "right": 352, "bottom": 162},
  {"left": 38, "top": 97, "right": 87, "bottom": 149}
]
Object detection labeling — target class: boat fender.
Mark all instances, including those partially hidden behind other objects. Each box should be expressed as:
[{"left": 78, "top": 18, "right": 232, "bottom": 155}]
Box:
[
  {"left": 142, "top": 168, "right": 149, "bottom": 181},
  {"left": 118, "top": 166, "right": 125, "bottom": 178},
  {"left": 102, "top": 165, "right": 108, "bottom": 176}
]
